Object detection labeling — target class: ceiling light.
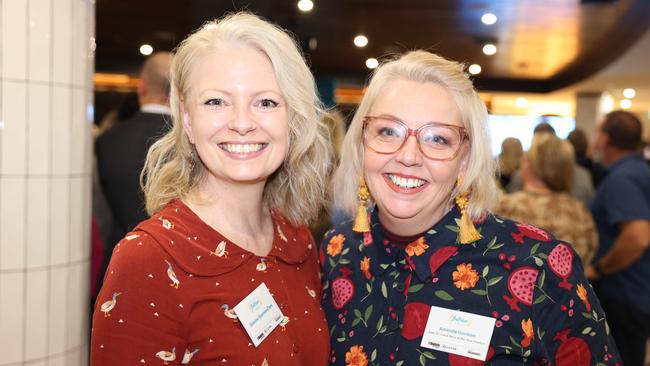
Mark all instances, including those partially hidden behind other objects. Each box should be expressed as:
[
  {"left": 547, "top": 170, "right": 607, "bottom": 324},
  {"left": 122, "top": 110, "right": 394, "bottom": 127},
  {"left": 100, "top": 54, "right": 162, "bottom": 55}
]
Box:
[
  {"left": 365, "top": 58, "right": 379, "bottom": 69},
  {"left": 468, "top": 64, "right": 481, "bottom": 75},
  {"left": 297, "top": 0, "right": 314, "bottom": 12},
  {"left": 482, "top": 43, "right": 497, "bottom": 56},
  {"left": 139, "top": 44, "right": 153, "bottom": 56},
  {"left": 354, "top": 35, "right": 368, "bottom": 48},
  {"left": 623, "top": 88, "right": 636, "bottom": 99},
  {"left": 481, "top": 13, "right": 497, "bottom": 25},
  {"left": 620, "top": 99, "right": 632, "bottom": 109},
  {"left": 308, "top": 37, "right": 318, "bottom": 51},
  {"left": 516, "top": 97, "right": 528, "bottom": 108}
]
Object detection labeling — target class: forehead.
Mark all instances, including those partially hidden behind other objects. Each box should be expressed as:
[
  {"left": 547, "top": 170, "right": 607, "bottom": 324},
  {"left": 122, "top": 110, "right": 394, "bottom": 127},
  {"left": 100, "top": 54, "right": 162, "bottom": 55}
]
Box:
[
  {"left": 370, "top": 78, "right": 463, "bottom": 127},
  {"left": 189, "top": 44, "right": 281, "bottom": 94}
]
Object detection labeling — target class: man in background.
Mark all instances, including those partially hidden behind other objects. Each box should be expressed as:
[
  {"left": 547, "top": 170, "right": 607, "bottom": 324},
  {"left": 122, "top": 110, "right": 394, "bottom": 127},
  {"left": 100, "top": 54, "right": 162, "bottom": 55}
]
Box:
[
  {"left": 587, "top": 110, "right": 650, "bottom": 366},
  {"left": 95, "top": 52, "right": 172, "bottom": 268}
]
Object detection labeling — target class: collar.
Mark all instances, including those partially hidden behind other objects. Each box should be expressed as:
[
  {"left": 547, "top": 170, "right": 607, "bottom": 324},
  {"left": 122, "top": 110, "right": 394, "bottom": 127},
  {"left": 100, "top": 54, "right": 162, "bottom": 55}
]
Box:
[
  {"left": 364, "top": 206, "right": 481, "bottom": 283},
  {"left": 140, "top": 104, "right": 171, "bottom": 115},
  {"left": 134, "top": 200, "right": 311, "bottom": 276},
  {"left": 607, "top": 153, "right": 644, "bottom": 172}
]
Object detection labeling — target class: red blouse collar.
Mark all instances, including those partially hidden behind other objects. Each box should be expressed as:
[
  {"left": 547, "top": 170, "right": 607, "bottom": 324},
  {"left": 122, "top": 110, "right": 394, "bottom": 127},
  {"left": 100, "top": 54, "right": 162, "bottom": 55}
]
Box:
[{"left": 133, "top": 199, "right": 312, "bottom": 276}]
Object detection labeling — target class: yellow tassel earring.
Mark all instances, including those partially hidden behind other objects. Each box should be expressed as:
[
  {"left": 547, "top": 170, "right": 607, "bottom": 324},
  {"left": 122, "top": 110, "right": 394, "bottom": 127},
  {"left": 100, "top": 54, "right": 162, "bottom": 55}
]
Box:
[
  {"left": 352, "top": 177, "right": 370, "bottom": 233},
  {"left": 454, "top": 176, "right": 482, "bottom": 244}
]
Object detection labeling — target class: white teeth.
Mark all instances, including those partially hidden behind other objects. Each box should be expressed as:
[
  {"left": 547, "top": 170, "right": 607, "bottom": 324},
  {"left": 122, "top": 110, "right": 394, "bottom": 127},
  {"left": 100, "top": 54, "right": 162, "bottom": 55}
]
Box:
[
  {"left": 388, "top": 174, "right": 426, "bottom": 188},
  {"left": 221, "top": 144, "right": 263, "bottom": 154}
]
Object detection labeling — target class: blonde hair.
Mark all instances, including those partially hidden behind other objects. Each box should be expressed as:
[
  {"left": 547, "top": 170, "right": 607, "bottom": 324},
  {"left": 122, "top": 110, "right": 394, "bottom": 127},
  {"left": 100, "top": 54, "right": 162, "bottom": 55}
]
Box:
[
  {"left": 498, "top": 137, "right": 523, "bottom": 176},
  {"left": 141, "top": 12, "right": 331, "bottom": 225},
  {"left": 333, "top": 50, "right": 497, "bottom": 220},
  {"left": 527, "top": 132, "right": 575, "bottom": 192}
]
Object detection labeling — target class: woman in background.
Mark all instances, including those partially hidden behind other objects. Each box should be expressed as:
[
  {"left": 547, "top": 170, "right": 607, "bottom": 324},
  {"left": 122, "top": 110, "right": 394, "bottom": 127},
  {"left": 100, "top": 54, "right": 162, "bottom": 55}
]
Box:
[
  {"left": 497, "top": 137, "right": 523, "bottom": 190},
  {"left": 92, "top": 13, "right": 331, "bottom": 365},
  {"left": 495, "top": 132, "right": 598, "bottom": 264}
]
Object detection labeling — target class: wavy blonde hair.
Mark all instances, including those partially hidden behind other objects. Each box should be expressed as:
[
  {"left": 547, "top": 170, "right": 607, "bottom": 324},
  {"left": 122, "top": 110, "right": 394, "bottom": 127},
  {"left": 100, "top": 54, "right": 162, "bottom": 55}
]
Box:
[
  {"left": 333, "top": 50, "right": 497, "bottom": 221},
  {"left": 142, "top": 12, "right": 331, "bottom": 225},
  {"left": 526, "top": 132, "right": 575, "bottom": 192}
]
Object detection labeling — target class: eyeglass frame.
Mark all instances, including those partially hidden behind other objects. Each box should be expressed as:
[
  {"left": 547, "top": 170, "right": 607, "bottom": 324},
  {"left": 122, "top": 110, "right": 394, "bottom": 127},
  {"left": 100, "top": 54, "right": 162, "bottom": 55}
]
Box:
[{"left": 362, "top": 115, "right": 469, "bottom": 161}]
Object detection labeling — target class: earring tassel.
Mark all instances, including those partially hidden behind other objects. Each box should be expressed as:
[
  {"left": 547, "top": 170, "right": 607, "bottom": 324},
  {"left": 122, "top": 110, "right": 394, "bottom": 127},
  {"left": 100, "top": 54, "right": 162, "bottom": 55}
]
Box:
[
  {"left": 353, "top": 178, "right": 370, "bottom": 233},
  {"left": 455, "top": 194, "right": 482, "bottom": 244}
]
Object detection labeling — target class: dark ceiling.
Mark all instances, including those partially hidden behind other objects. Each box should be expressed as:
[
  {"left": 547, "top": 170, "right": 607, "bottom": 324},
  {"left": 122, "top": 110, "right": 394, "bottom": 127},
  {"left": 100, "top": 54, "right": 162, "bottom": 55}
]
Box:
[{"left": 96, "top": 0, "right": 650, "bottom": 93}]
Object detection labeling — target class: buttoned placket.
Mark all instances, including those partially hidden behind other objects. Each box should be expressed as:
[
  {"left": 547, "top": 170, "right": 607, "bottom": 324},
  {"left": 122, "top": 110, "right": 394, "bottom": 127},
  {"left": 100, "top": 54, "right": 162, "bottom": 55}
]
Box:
[{"left": 375, "top": 248, "right": 412, "bottom": 365}]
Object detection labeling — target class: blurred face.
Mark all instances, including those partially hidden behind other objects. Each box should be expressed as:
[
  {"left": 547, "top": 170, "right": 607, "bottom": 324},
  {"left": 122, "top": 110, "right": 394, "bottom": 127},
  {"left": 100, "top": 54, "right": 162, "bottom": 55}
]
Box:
[
  {"left": 180, "top": 45, "right": 289, "bottom": 189},
  {"left": 364, "top": 78, "right": 467, "bottom": 235},
  {"left": 592, "top": 121, "right": 611, "bottom": 164}
]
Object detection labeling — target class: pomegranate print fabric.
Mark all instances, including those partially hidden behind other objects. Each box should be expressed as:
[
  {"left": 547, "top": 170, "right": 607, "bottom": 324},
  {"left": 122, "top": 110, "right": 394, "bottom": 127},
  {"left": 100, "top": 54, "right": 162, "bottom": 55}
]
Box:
[{"left": 321, "top": 207, "right": 621, "bottom": 365}]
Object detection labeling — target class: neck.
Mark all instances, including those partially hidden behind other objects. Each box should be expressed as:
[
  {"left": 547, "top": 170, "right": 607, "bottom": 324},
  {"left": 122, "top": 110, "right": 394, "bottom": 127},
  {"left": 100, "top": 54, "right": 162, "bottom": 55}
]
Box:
[
  {"left": 604, "top": 148, "right": 636, "bottom": 166},
  {"left": 522, "top": 178, "right": 551, "bottom": 195},
  {"left": 184, "top": 177, "right": 273, "bottom": 256},
  {"left": 377, "top": 200, "right": 453, "bottom": 237}
]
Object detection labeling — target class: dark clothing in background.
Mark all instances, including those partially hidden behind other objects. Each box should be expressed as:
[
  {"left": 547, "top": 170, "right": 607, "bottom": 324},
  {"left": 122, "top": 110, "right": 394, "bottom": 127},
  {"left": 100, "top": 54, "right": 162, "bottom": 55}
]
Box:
[{"left": 95, "top": 111, "right": 171, "bottom": 273}]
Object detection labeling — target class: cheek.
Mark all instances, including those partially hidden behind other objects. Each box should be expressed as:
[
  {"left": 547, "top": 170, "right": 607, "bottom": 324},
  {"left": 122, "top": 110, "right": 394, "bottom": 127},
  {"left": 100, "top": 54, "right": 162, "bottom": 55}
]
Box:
[{"left": 426, "top": 161, "right": 461, "bottom": 186}]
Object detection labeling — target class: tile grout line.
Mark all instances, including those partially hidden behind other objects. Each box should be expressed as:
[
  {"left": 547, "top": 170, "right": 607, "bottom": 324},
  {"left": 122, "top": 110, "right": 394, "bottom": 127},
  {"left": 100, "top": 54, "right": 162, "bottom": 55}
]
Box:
[
  {"left": 64, "top": 0, "right": 74, "bottom": 361},
  {"left": 46, "top": 0, "right": 54, "bottom": 362},
  {"left": 22, "top": 0, "right": 31, "bottom": 363}
]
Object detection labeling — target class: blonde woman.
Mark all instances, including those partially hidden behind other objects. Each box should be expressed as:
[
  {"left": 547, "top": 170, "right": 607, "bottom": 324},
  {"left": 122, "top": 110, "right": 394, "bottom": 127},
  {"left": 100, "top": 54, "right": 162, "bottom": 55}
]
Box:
[
  {"left": 497, "top": 137, "right": 523, "bottom": 190},
  {"left": 321, "top": 50, "right": 619, "bottom": 365},
  {"left": 495, "top": 132, "right": 599, "bottom": 264},
  {"left": 92, "top": 13, "right": 331, "bottom": 365}
]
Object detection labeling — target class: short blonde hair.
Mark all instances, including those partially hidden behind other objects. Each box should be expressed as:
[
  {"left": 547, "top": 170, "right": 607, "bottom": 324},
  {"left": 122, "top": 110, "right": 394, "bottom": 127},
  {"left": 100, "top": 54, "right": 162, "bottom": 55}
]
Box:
[
  {"left": 333, "top": 50, "right": 497, "bottom": 220},
  {"left": 526, "top": 132, "right": 575, "bottom": 192},
  {"left": 142, "top": 12, "right": 331, "bottom": 225},
  {"left": 498, "top": 137, "right": 523, "bottom": 177}
]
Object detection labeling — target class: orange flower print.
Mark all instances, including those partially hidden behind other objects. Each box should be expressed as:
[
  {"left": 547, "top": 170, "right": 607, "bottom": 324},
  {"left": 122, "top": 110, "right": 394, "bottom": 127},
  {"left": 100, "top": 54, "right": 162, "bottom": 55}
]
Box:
[
  {"left": 405, "top": 237, "right": 429, "bottom": 257},
  {"left": 345, "top": 345, "right": 368, "bottom": 366},
  {"left": 360, "top": 257, "right": 371, "bottom": 280},
  {"left": 452, "top": 263, "right": 479, "bottom": 290},
  {"left": 576, "top": 283, "right": 591, "bottom": 312},
  {"left": 521, "top": 318, "right": 534, "bottom": 348},
  {"left": 327, "top": 234, "right": 345, "bottom": 257}
]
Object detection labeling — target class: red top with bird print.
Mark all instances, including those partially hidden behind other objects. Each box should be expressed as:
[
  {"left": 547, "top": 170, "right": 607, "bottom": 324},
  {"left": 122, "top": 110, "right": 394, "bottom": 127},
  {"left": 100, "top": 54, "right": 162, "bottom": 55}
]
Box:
[
  {"left": 321, "top": 206, "right": 621, "bottom": 366},
  {"left": 92, "top": 199, "right": 329, "bottom": 366}
]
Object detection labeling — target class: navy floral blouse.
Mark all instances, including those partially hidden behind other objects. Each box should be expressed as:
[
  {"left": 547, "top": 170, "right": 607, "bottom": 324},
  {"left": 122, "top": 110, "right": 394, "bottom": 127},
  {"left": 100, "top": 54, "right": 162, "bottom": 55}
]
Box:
[{"left": 320, "top": 206, "right": 621, "bottom": 366}]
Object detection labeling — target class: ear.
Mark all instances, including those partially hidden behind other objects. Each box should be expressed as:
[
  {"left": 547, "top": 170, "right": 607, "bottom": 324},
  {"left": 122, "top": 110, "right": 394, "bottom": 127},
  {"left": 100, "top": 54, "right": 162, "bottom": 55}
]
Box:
[
  {"left": 137, "top": 79, "right": 147, "bottom": 101},
  {"left": 458, "top": 149, "right": 469, "bottom": 176},
  {"left": 179, "top": 100, "right": 194, "bottom": 144}
]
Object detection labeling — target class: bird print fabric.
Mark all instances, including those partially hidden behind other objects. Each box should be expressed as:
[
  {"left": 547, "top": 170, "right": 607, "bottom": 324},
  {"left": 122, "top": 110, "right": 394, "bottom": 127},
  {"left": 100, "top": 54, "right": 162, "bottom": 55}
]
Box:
[{"left": 91, "top": 199, "right": 329, "bottom": 365}]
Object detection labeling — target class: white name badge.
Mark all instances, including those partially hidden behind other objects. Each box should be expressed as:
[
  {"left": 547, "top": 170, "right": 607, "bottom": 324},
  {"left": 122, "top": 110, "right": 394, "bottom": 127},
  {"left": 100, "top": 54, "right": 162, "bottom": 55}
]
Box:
[
  {"left": 420, "top": 306, "right": 496, "bottom": 361},
  {"left": 233, "top": 283, "right": 285, "bottom": 347}
]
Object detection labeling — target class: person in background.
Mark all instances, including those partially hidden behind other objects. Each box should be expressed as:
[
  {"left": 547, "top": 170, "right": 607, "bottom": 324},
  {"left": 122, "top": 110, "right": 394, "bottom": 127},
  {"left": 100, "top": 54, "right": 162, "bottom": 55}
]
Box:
[
  {"left": 567, "top": 127, "right": 605, "bottom": 188},
  {"left": 587, "top": 110, "right": 650, "bottom": 366},
  {"left": 91, "top": 13, "right": 331, "bottom": 365},
  {"left": 95, "top": 52, "right": 173, "bottom": 269},
  {"left": 496, "top": 137, "right": 523, "bottom": 190},
  {"left": 506, "top": 124, "right": 594, "bottom": 207},
  {"left": 321, "top": 50, "right": 619, "bottom": 365},
  {"left": 495, "top": 132, "right": 598, "bottom": 264}
]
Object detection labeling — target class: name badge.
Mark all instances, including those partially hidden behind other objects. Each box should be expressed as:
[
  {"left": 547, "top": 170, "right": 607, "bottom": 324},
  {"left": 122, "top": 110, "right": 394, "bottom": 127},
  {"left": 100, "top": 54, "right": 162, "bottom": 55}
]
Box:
[
  {"left": 420, "top": 306, "right": 496, "bottom": 361},
  {"left": 233, "top": 283, "right": 285, "bottom": 347}
]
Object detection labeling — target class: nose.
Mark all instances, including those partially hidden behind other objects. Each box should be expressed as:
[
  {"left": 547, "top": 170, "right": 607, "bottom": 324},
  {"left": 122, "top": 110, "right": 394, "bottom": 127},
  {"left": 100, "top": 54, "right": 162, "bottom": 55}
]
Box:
[
  {"left": 394, "top": 135, "right": 423, "bottom": 166},
  {"left": 228, "top": 105, "right": 257, "bottom": 135}
]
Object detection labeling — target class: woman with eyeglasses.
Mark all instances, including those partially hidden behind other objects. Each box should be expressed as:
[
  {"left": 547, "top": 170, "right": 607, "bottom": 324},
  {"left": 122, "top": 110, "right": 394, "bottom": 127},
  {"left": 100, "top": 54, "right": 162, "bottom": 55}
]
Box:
[{"left": 321, "top": 50, "right": 619, "bottom": 365}]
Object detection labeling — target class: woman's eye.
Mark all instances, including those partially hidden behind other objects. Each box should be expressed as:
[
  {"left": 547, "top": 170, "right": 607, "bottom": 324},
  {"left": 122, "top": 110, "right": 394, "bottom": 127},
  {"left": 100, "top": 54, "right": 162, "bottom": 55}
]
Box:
[
  {"left": 378, "top": 127, "right": 399, "bottom": 137},
  {"left": 204, "top": 98, "right": 225, "bottom": 106},
  {"left": 424, "top": 134, "right": 449, "bottom": 145},
  {"left": 257, "top": 99, "right": 279, "bottom": 108}
]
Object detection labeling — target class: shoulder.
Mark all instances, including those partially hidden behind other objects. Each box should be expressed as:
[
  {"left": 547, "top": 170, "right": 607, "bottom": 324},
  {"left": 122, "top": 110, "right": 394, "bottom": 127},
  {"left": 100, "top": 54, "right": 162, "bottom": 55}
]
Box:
[
  {"left": 104, "top": 230, "right": 170, "bottom": 278},
  {"left": 483, "top": 213, "right": 557, "bottom": 251}
]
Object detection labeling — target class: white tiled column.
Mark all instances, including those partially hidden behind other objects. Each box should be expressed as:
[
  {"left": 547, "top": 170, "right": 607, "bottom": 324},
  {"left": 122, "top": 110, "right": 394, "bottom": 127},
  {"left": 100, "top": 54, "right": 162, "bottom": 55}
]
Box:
[{"left": 0, "top": 0, "right": 94, "bottom": 365}]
